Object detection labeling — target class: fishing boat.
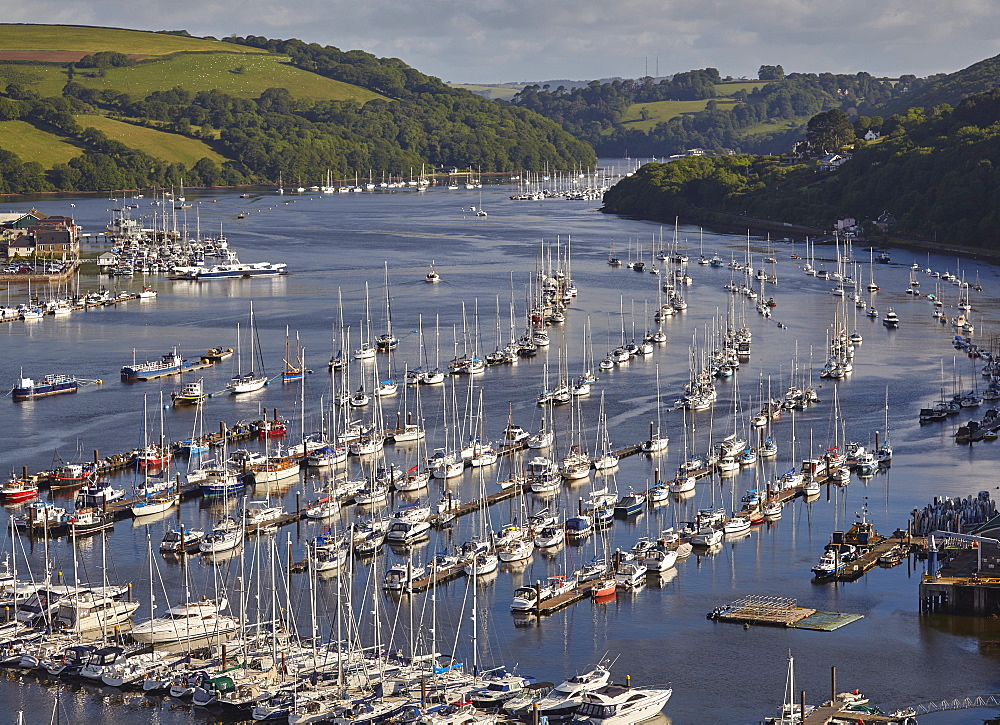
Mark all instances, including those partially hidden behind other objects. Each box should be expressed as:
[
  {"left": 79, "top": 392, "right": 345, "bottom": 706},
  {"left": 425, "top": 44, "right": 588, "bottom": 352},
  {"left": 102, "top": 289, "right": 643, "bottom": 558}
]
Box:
[
  {"left": 69, "top": 508, "right": 115, "bottom": 535},
  {"left": 121, "top": 349, "right": 185, "bottom": 381},
  {"left": 0, "top": 475, "right": 39, "bottom": 504},
  {"left": 171, "top": 379, "right": 206, "bottom": 406},
  {"left": 11, "top": 373, "right": 79, "bottom": 401},
  {"left": 590, "top": 579, "right": 616, "bottom": 598}
]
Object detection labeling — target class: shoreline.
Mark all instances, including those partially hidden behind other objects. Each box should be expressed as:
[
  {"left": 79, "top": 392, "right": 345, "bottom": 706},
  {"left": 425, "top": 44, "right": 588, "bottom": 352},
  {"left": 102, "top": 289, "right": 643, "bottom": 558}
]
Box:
[{"left": 601, "top": 206, "right": 1000, "bottom": 263}]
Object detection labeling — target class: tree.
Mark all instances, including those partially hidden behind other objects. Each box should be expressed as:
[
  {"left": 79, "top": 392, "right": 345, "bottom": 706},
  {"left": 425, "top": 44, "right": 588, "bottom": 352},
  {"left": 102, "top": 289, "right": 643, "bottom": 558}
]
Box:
[
  {"left": 758, "top": 65, "right": 785, "bottom": 81},
  {"left": 807, "top": 109, "right": 854, "bottom": 151},
  {"left": 639, "top": 107, "right": 650, "bottom": 121}
]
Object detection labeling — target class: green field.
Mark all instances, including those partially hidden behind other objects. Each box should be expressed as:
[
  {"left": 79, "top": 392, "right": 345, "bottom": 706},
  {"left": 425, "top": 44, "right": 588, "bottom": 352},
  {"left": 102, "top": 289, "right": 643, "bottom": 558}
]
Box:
[
  {"left": 73, "top": 53, "right": 385, "bottom": 102},
  {"left": 716, "top": 81, "right": 763, "bottom": 95},
  {"left": 450, "top": 84, "right": 519, "bottom": 101},
  {"left": 0, "top": 64, "right": 72, "bottom": 98},
  {"left": 0, "top": 24, "right": 268, "bottom": 56},
  {"left": 76, "top": 115, "right": 225, "bottom": 166},
  {"left": 0, "top": 120, "right": 81, "bottom": 167},
  {"left": 616, "top": 82, "right": 767, "bottom": 133}
]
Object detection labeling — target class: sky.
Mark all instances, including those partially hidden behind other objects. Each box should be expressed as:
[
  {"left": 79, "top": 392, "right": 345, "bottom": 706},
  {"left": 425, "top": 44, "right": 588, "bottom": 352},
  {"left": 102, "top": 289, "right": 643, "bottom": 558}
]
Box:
[{"left": 4, "top": 0, "right": 1000, "bottom": 85}]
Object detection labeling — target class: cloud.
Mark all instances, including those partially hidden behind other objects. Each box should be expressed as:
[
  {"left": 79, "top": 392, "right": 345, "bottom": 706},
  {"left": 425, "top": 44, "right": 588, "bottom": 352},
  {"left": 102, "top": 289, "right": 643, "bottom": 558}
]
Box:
[{"left": 1, "top": 0, "right": 999, "bottom": 82}]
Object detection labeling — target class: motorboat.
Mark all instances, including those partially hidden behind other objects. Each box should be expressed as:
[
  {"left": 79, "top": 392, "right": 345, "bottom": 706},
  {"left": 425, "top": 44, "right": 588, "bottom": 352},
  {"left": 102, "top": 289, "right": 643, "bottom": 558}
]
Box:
[
  {"left": 130, "top": 598, "right": 239, "bottom": 645},
  {"left": 614, "top": 562, "right": 647, "bottom": 589},
  {"left": 385, "top": 518, "right": 432, "bottom": 545},
  {"left": 54, "top": 593, "right": 140, "bottom": 632},
  {"left": 520, "top": 663, "right": 613, "bottom": 721},
  {"left": 573, "top": 682, "right": 673, "bottom": 725},
  {"left": 160, "top": 528, "right": 205, "bottom": 554},
  {"left": 690, "top": 526, "right": 723, "bottom": 547},
  {"left": 642, "top": 548, "right": 678, "bottom": 572}
]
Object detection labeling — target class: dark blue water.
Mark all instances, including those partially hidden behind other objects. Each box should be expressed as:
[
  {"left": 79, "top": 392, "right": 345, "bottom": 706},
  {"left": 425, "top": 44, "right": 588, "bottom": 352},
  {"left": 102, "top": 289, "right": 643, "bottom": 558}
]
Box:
[{"left": 2, "top": 171, "right": 1000, "bottom": 723}]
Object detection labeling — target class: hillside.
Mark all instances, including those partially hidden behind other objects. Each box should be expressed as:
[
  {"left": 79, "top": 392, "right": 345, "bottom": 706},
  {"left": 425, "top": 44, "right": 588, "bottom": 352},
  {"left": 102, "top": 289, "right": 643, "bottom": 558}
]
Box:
[
  {"left": 882, "top": 55, "right": 1000, "bottom": 115},
  {"left": 450, "top": 84, "right": 519, "bottom": 101},
  {"left": 602, "top": 90, "right": 1000, "bottom": 250},
  {"left": 0, "top": 24, "right": 269, "bottom": 59},
  {"left": 511, "top": 70, "right": 914, "bottom": 157},
  {"left": 0, "top": 25, "right": 594, "bottom": 194}
]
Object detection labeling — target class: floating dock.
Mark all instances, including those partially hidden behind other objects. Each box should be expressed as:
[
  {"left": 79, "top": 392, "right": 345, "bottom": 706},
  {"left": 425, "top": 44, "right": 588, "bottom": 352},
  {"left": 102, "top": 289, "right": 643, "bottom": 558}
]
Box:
[{"left": 711, "top": 595, "right": 863, "bottom": 631}]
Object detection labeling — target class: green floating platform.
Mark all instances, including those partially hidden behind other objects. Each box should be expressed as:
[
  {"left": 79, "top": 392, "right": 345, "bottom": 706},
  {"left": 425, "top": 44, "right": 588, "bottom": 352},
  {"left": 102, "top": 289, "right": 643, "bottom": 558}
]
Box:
[{"left": 791, "top": 611, "right": 864, "bottom": 631}]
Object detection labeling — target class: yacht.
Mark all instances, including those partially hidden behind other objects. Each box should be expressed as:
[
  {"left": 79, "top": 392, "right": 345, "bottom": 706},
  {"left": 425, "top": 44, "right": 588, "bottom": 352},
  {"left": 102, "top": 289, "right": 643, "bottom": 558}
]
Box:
[
  {"left": 130, "top": 598, "right": 239, "bottom": 645},
  {"left": 882, "top": 308, "right": 899, "bottom": 328},
  {"left": 573, "top": 682, "right": 673, "bottom": 725},
  {"left": 54, "top": 592, "right": 140, "bottom": 632},
  {"left": 517, "top": 663, "right": 613, "bottom": 721}
]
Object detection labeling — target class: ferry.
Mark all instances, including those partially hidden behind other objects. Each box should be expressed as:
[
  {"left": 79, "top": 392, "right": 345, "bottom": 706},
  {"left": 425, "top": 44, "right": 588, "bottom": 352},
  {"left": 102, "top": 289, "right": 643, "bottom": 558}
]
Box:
[
  {"left": 121, "top": 349, "right": 185, "bottom": 381},
  {"left": 12, "top": 373, "right": 79, "bottom": 401},
  {"left": 189, "top": 262, "right": 288, "bottom": 279}
]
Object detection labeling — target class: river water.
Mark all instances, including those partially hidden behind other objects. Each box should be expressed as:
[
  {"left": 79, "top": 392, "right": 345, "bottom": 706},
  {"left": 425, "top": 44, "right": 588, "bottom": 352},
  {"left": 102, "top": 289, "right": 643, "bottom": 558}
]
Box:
[{"left": 1, "top": 168, "right": 999, "bottom": 723}]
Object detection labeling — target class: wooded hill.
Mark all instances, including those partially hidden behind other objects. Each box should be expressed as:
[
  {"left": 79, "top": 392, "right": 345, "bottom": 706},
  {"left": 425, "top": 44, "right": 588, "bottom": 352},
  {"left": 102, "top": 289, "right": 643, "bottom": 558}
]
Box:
[
  {"left": 509, "top": 68, "right": 922, "bottom": 157},
  {"left": 0, "top": 25, "right": 595, "bottom": 194},
  {"left": 603, "top": 89, "right": 1000, "bottom": 249}
]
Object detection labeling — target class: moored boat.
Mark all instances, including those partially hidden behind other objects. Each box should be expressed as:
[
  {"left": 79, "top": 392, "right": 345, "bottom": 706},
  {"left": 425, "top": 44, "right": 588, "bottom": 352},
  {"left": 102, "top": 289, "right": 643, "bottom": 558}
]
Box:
[{"left": 12, "top": 374, "right": 79, "bottom": 401}]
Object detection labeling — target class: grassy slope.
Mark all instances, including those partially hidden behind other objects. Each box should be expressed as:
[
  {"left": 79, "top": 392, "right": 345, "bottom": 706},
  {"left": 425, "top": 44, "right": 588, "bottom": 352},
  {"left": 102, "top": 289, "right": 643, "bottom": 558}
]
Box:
[
  {"left": 0, "top": 64, "right": 67, "bottom": 97},
  {"left": 0, "top": 120, "right": 81, "bottom": 167},
  {"left": 614, "top": 82, "right": 761, "bottom": 133},
  {"left": 615, "top": 81, "right": 805, "bottom": 137},
  {"left": 0, "top": 25, "right": 388, "bottom": 170},
  {"left": 0, "top": 24, "right": 268, "bottom": 56},
  {"left": 450, "top": 84, "right": 518, "bottom": 101},
  {"left": 76, "top": 115, "right": 225, "bottom": 165},
  {"left": 72, "top": 52, "right": 385, "bottom": 102}
]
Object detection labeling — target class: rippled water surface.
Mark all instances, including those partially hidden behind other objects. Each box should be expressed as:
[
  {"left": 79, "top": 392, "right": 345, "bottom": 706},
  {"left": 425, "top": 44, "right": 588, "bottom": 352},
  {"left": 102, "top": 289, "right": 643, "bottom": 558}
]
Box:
[{"left": 2, "top": 171, "right": 1000, "bottom": 723}]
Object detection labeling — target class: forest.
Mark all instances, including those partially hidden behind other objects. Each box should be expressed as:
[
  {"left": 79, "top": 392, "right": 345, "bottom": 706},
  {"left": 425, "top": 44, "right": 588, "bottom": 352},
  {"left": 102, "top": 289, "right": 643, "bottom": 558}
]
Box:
[
  {"left": 602, "top": 89, "right": 1000, "bottom": 248},
  {"left": 511, "top": 69, "right": 923, "bottom": 157}
]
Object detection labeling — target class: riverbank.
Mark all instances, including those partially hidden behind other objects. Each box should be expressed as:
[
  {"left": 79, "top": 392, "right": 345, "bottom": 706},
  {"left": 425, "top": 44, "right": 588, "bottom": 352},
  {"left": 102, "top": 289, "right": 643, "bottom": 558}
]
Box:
[{"left": 601, "top": 204, "right": 1000, "bottom": 263}]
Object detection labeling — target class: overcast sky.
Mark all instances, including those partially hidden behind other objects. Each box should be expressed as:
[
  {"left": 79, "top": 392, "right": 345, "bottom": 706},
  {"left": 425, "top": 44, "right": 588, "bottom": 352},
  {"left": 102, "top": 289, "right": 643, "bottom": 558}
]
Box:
[{"left": 5, "top": 0, "right": 1000, "bottom": 84}]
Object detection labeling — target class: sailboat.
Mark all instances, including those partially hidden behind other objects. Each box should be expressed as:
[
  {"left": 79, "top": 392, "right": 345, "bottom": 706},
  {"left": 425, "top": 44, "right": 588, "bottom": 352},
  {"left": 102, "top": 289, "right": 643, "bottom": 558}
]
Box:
[
  {"left": 281, "top": 327, "right": 305, "bottom": 383},
  {"left": 376, "top": 262, "right": 399, "bottom": 351},
  {"left": 763, "top": 652, "right": 812, "bottom": 724},
  {"left": 640, "top": 366, "right": 669, "bottom": 453},
  {"left": 228, "top": 303, "right": 268, "bottom": 394}
]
